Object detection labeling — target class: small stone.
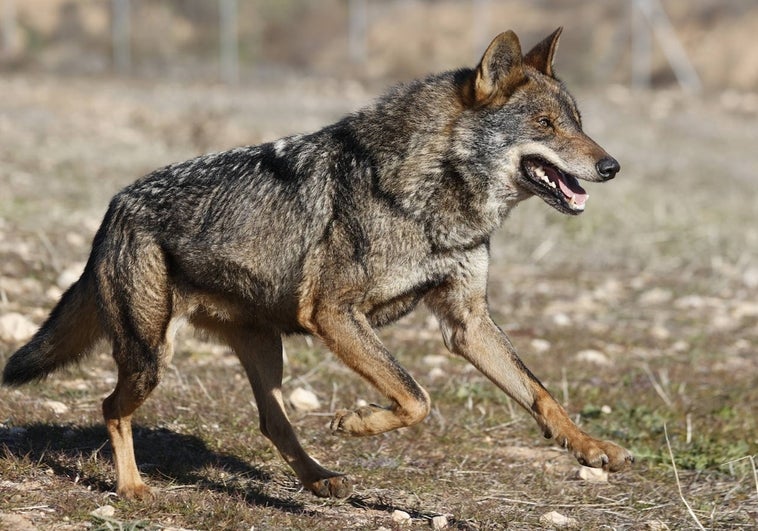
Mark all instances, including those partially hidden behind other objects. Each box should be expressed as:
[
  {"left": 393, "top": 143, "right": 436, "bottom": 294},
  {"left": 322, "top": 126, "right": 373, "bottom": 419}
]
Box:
[
  {"left": 431, "top": 515, "right": 448, "bottom": 529},
  {"left": 90, "top": 505, "right": 116, "bottom": 518},
  {"left": 743, "top": 267, "right": 758, "bottom": 288},
  {"left": 674, "top": 295, "right": 710, "bottom": 309},
  {"left": 552, "top": 313, "right": 571, "bottom": 327},
  {"left": 650, "top": 324, "right": 671, "bottom": 340},
  {"left": 576, "top": 466, "right": 608, "bottom": 483},
  {"left": 0, "top": 312, "right": 37, "bottom": 343},
  {"left": 601, "top": 405, "right": 612, "bottom": 414},
  {"left": 712, "top": 356, "right": 752, "bottom": 372},
  {"left": 56, "top": 262, "right": 86, "bottom": 289},
  {"left": 672, "top": 340, "right": 689, "bottom": 352},
  {"left": 65, "top": 232, "right": 86, "bottom": 248},
  {"left": 0, "top": 513, "right": 38, "bottom": 531},
  {"left": 46, "top": 286, "right": 64, "bottom": 301},
  {"left": 422, "top": 354, "right": 448, "bottom": 367},
  {"left": 712, "top": 312, "right": 738, "bottom": 331},
  {"left": 288, "top": 387, "right": 320, "bottom": 412},
  {"left": 391, "top": 509, "right": 411, "bottom": 525},
  {"left": 530, "top": 338, "right": 551, "bottom": 354},
  {"left": 732, "top": 338, "right": 751, "bottom": 352},
  {"left": 428, "top": 367, "right": 447, "bottom": 380},
  {"left": 643, "top": 520, "right": 670, "bottom": 530},
  {"left": 733, "top": 301, "right": 758, "bottom": 319},
  {"left": 575, "top": 349, "right": 611, "bottom": 367},
  {"left": 539, "top": 511, "right": 578, "bottom": 529},
  {"left": 638, "top": 288, "right": 672, "bottom": 306},
  {"left": 41, "top": 399, "right": 69, "bottom": 415}
]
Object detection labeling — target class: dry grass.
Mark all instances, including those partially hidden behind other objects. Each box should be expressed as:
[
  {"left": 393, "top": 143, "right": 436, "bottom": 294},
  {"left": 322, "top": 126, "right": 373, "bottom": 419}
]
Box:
[{"left": 1, "top": 74, "right": 757, "bottom": 529}]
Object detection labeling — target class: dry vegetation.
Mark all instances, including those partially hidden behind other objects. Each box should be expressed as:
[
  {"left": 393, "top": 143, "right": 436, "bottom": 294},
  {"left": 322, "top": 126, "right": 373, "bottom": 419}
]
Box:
[{"left": 0, "top": 72, "right": 757, "bottom": 530}]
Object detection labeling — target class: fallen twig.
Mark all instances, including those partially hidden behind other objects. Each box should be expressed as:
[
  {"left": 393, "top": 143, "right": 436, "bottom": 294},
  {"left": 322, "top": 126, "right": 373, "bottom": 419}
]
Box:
[{"left": 664, "top": 423, "right": 705, "bottom": 530}]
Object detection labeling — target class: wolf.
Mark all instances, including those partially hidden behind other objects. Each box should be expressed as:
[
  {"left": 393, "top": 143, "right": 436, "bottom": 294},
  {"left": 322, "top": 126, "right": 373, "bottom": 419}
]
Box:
[{"left": 3, "top": 28, "right": 632, "bottom": 499}]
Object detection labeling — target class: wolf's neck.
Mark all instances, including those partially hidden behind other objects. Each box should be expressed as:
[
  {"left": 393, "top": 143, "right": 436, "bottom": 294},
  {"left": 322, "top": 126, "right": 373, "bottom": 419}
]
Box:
[{"left": 343, "top": 71, "right": 521, "bottom": 251}]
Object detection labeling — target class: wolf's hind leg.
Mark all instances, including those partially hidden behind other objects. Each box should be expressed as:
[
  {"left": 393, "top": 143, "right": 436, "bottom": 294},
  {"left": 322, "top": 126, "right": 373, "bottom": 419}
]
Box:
[
  {"left": 98, "top": 236, "right": 175, "bottom": 499},
  {"left": 226, "top": 329, "right": 351, "bottom": 498},
  {"left": 310, "top": 305, "right": 431, "bottom": 437},
  {"left": 103, "top": 331, "right": 175, "bottom": 499}
]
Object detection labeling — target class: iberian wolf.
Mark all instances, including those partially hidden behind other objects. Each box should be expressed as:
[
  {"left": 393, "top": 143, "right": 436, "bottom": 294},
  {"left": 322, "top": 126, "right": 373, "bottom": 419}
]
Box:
[{"left": 4, "top": 28, "right": 632, "bottom": 499}]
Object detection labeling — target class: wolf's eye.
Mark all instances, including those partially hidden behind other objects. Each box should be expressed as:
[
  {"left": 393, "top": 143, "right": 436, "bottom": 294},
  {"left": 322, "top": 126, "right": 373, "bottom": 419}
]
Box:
[{"left": 537, "top": 117, "right": 553, "bottom": 128}]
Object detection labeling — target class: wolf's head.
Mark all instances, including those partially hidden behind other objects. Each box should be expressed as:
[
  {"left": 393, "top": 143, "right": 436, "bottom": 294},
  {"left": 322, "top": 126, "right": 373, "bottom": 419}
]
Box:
[{"left": 461, "top": 28, "right": 619, "bottom": 215}]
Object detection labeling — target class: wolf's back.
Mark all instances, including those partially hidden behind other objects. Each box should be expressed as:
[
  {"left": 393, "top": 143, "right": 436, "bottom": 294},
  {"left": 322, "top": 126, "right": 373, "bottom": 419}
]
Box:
[{"left": 2, "top": 267, "right": 103, "bottom": 385}]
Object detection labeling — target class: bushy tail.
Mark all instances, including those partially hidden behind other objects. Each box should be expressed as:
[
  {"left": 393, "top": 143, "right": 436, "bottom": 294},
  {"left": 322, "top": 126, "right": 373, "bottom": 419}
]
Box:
[{"left": 3, "top": 268, "right": 104, "bottom": 386}]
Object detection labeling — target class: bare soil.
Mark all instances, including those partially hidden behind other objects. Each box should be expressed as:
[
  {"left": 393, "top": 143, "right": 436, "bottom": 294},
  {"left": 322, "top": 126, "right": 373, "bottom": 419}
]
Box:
[{"left": 0, "top": 73, "right": 757, "bottom": 530}]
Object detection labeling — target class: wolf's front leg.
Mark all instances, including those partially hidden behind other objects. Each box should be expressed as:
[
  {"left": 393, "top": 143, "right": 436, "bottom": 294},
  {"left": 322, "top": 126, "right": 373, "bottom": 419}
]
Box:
[
  {"left": 528, "top": 384, "right": 632, "bottom": 471},
  {"left": 308, "top": 303, "right": 431, "bottom": 437},
  {"left": 426, "top": 280, "right": 633, "bottom": 472}
]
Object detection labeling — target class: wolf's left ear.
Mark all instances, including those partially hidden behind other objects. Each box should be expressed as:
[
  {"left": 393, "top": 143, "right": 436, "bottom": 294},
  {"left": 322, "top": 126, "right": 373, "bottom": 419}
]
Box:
[
  {"left": 523, "top": 27, "right": 563, "bottom": 77},
  {"left": 472, "top": 30, "right": 525, "bottom": 105}
]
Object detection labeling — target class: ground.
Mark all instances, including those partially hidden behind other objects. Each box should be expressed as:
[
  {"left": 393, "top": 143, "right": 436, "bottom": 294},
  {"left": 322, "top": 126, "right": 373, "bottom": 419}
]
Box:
[{"left": 0, "top": 73, "right": 756, "bottom": 530}]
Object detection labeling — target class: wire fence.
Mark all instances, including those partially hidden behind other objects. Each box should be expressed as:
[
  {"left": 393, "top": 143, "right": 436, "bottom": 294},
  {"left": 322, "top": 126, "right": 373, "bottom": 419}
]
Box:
[{"left": 2, "top": 0, "right": 747, "bottom": 92}]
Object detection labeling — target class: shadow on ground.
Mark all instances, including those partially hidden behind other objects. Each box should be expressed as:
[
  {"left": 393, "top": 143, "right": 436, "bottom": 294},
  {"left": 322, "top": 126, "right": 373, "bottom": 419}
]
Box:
[{"left": 0, "top": 423, "right": 311, "bottom": 513}]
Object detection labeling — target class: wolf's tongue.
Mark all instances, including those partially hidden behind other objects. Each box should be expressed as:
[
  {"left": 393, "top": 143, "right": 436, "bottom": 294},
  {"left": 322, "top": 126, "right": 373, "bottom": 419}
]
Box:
[
  {"left": 548, "top": 168, "right": 588, "bottom": 206},
  {"left": 558, "top": 178, "right": 588, "bottom": 206}
]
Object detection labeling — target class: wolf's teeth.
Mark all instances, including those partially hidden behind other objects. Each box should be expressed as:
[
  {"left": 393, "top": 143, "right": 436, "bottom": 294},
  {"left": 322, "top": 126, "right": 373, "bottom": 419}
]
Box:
[
  {"left": 532, "top": 165, "right": 556, "bottom": 188},
  {"left": 568, "top": 197, "right": 585, "bottom": 210}
]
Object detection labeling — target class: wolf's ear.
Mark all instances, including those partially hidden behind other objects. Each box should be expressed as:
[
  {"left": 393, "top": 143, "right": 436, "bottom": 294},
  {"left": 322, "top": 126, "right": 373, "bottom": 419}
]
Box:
[
  {"left": 523, "top": 27, "right": 562, "bottom": 77},
  {"left": 472, "top": 30, "right": 525, "bottom": 105}
]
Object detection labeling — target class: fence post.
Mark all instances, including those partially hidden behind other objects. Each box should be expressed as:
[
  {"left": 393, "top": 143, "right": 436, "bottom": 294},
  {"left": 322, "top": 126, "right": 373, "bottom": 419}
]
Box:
[
  {"left": 636, "top": 0, "right": 701, "bottom": 93},
  {"left": 111, "top": 0, "right": 131, "bottom": 73},
  {"left": 348, "top": 0, "right": 367, "bottom": 64},
  {"left": 219, "top": 0, "right": 239, "bottom": 84},
  {"left": 631, "top": 0, "right": 652, "bottom": 89},
  {"left": 2, "top": 0, "right": 18, "bottom": 57}
]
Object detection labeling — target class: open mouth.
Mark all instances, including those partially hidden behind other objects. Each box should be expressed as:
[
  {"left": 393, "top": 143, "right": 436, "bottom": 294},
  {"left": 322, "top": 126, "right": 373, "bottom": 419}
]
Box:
[{"left": 521, "top": 157, "right": 589, "bottom": 213}]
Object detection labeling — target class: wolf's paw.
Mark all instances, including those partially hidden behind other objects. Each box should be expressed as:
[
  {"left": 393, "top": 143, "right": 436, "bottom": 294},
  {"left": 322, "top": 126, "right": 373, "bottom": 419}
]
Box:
[
  {"left": 330, "top": 404, "right": 388, "bottom": 436},
  {"left": 116, "top": 482, "right": 154, "bottom": 500},
  {"left": 565, "top": 436, "right": 634, "bottom": 472},
  {"left": 305, "top": 474, "right": 353, "bottom": 498}
]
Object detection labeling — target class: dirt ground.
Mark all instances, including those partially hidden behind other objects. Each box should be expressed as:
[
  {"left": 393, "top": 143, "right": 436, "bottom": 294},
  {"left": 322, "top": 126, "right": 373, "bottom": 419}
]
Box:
[{"left": 0, "top": 72, "right": 756, "bottom": 530}]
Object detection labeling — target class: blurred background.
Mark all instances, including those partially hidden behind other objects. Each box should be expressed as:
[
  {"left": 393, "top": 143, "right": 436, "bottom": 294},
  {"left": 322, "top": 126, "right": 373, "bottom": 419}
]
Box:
[
  {"left": 1, "top": 0, "right": 757, "bottom": 91},
  {"left": 0, "top": 2, "right": 756, "bottom": 529}
]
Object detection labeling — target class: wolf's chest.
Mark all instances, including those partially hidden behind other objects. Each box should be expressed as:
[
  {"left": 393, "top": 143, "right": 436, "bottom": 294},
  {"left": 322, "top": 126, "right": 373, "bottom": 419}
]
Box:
[{"left": 360, "top": 250, "right": 475, "bottom": 327}]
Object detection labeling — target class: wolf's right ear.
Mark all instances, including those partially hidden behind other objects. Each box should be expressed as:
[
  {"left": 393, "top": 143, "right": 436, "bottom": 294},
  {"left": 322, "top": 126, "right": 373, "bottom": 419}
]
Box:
[{"left": 471, "top": 31, "right": 525, "bottom": 106}]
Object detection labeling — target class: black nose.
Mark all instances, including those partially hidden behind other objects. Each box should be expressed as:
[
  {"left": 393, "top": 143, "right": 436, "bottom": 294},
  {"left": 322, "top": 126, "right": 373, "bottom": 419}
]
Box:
[{"left": 596, "top": 157, "right": 620, "bottom": 181}]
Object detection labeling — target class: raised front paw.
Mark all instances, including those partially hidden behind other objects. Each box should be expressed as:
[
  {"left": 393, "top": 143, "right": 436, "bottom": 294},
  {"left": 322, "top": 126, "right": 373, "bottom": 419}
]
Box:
[
  {"left": 329, "top": 404, "right": 387, "bottom": 437},
  {"left": 330, "top": 404, "right": 409, "bottom": 437}
]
